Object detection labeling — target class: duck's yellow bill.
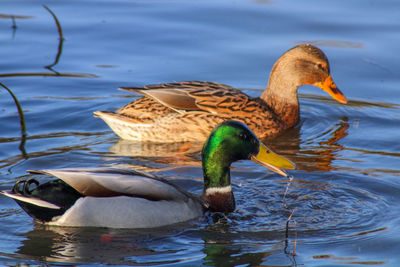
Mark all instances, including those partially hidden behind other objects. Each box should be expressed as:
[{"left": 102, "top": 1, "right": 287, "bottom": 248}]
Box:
[
  {"left": 251, "top": 143, "right": 295, "bottom": 177},
  {"left": 314, "top": 75, "right": 347, "bottom": 104}
]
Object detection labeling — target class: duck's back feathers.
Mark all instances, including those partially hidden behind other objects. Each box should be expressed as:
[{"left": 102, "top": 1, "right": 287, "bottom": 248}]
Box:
[
  {"left": 113, "top": 81, "right": 232, "bottom": 118},
  {"left": 118, "top": 81, "right": 236, "bottom": 114},
  {"left": 28, "top": 168, "right": 191, "bottom": 201},
  {"left": 120, "top": 82, "right": 262, "bottom": 115},
  {"left": 123, "top": 88, "right": 200, "bottom": 114},
  {"left": 119, "top": 80, "right": 235, "bottom": 91}
]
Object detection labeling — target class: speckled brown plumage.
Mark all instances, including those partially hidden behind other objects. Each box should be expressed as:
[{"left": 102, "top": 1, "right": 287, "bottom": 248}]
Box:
[{"left": 94, "top": 44, "right": 347, "bottom": 142}]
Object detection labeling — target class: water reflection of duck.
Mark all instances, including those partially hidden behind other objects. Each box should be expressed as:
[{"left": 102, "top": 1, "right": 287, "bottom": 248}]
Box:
[
  {"left": 268, "top": 116, "right": 349, "bottom": 172},
  {"left": 94, "top": 44, "right": 347, "bottom": 142},
  {"left": 17, "top": 225, "right": 171, "bottom": 264},
  {"left": 16, "top": 219, "right": 294, "bottom": 265},
  {"left": 109, "top": 139, "right": 203, "bottom": 158},
  {"left": 1, "top": 121, "right": 294, "bottom": 228}
]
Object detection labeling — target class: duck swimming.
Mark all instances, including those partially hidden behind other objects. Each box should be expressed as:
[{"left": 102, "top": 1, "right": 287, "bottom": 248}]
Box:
[
  {"left": 94, "top": 44, "right": 347, "bottom": 142},
  {"left": 1, "top": 121, "right": 295, "bottom": 228}
]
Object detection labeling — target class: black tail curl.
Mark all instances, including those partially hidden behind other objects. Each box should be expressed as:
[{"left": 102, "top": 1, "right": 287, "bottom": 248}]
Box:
[
  {"left": 12, "top": 179, "right": 39, "bottom": 195},
  {"left": 10, "top": 178, "right": 83, "bottom": 223}
]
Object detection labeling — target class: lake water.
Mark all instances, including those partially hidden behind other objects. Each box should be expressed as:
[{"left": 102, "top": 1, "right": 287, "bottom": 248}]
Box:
[{"left": 1, "top": 0, "right": 400, "bottom": 266}]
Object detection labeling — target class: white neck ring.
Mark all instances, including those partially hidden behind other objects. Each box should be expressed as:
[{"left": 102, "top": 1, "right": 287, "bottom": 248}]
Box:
[{"left": 205, "top": 185, "right": 232, "bottom": 196}]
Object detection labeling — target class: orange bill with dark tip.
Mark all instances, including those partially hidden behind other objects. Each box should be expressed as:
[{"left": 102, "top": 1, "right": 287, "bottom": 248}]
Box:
[{"left": 314, "top": 75, "right": 347, "bottom": 104}]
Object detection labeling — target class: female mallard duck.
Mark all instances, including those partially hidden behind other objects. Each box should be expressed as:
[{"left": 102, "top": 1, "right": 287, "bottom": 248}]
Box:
[
  {"left": 94, "top": 44, "right": 347, "bottom": 142},
  {"left": 1, "top": 121, "right": 295, "bottom": 228}
]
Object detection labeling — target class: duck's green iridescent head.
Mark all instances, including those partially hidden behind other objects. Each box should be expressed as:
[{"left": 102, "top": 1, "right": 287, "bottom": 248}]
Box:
[{"left": 201, "top": 120, "right": 295, "bottom": 189}]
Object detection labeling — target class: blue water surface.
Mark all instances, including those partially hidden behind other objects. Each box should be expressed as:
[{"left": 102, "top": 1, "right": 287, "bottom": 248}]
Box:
[{"left": 0, "top": 0, "right": 400, "bottom": 266}]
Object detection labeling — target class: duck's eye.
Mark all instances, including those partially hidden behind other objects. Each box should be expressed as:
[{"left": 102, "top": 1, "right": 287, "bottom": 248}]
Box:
[
  {"left": 238, "top": 132, "right": 249, "bottom": 141},
  {"left": 315, "top": 62, "right": 327, "bottom": 72}
]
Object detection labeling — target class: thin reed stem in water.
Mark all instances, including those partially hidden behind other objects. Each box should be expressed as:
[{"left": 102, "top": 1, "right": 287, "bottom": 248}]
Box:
[{"left": 0, "top": 83, "right": 28, "bottom": 157}]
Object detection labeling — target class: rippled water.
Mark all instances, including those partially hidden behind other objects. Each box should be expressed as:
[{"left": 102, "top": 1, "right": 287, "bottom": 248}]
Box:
[{"left": 1, "top": 0, "right": 400, "bottom": 266}]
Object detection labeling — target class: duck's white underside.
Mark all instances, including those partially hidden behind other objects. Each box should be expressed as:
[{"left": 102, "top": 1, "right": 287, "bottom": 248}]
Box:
[{"left": 49, "top": 196, "right": 203, "bottom": 228}]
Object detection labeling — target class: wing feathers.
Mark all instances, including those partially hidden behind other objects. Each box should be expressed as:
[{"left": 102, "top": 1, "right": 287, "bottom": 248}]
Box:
[
  {"left": 28, "top": 168, "right": 189, "bottom": 201},
  {"left": 119, "top": 81, "right": 252, "bottom": 115},
  {"left": 119, "top": 81, "right": 235, "bottom": 91},
  {"left": 1, "top": 191, "right": 61, "bottom": 209},
  {"left": 139, "top": 89, "right": 199, "bottom": 113}
]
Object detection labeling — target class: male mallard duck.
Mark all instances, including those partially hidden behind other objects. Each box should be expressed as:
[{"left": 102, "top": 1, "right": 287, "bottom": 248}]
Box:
[
  {"left": 94, "top": 44, "right": 347, "bottom": 142},
  {"left": 1, "top": 121, "right": 295, "bottom": 228}
]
